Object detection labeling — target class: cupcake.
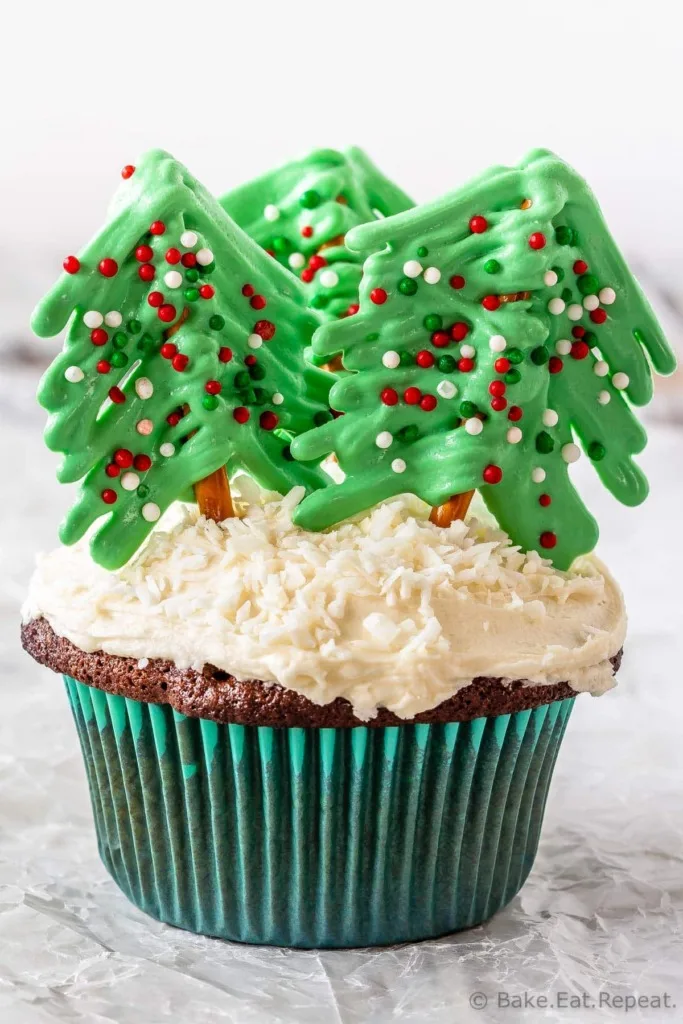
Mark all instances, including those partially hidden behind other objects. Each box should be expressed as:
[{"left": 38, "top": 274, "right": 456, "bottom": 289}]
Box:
[{"left": 22, "top": 148, "right": 674, "bottom": 948}]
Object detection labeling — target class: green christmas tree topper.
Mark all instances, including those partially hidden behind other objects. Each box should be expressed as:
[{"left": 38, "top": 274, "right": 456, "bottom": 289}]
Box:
[{"left": 292, "top": 150, "right": 675, "bottom": 569}]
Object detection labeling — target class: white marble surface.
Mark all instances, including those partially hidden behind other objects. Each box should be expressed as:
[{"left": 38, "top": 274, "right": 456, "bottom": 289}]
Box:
[{"left": 2, "top": 366, "right": 683, "bottom": 1023}]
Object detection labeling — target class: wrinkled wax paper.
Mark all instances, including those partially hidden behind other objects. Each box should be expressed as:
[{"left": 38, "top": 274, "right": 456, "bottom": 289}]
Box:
[{"left": 2, "top": 368, "right": 683, "bottom": 1024}]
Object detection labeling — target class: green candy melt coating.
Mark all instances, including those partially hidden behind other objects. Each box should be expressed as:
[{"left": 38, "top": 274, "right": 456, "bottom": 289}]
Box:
[
  {"left": 32, "top": 149, "right": 333, "bottom": 570},
  {"left": 220, "top": 148, "right": 413, "bottom": 324},
  {"left": 290, "top": 148, "right": 675, "bottom": 569}
]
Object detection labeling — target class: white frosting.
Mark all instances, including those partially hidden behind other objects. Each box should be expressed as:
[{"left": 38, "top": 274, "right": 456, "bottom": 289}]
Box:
[{"left": 23, "top": 490, "right": 626, "bottom": 721}]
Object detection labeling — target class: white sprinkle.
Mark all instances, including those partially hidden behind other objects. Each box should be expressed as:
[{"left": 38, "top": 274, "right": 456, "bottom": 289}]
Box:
[
  {"left": 135, "top": 377, "right": 154, "bottom": 400},
  {"left": 460, "top": 344, "right": 476, "bottom": 359},
  {"left": 583, "top": 294, "right": 600, "bottom": 311},
  {"left": 196, "top": 248, "right": 214, "bottom": 266},
  {"left": 403, "top": 260, "right": 423, "bottom": 278},
  {"left": 594, "top": 360, "right": 609, "bottom": 377},
  {"left": 137, "top": 658, "right": 149, "bottom": 669},
  {"left": 142, "top": 502, "right": 161, "bottom": 522},
  {"left": 548, "top": 297, "right": 565, "bottom": 315},
  {"left": 465, "top": 418, "right": 483, "bottom": 436},
  {"left": 121, "top": 471, "right": 140, "bottom": 491},
  {"left": 562, "top": 442, "right": 581, "bottom": 464},
  {"left": 180, "top": 230, "right": 198, "bottom": 248},
  {"left": 507, "top": 427, "right": 523, "bottom": 444},
  {"left": 288, "top": 252, "right": 306, "bottom": 269},
  {"left": 567, "top": 303, "right": 583, "bottom": 321},
  {"left": 264, "top": 204, "right": 280, "bottom": 222},
  {"left": 423, "top": 267, "right": 441, "bottom": 284},
  {"left": 375, "top": 431, "right": 393, "bottom": 449},
  {"left": 104, "top": 311, "right": 122, "bottom": 328},
  {"left": 436, "top": 380, "right": 457, "bottom": 399},
  {"left": 555, "top": 339, "right": 572, "bottom": 355},
  {"left": 272, "top": 392, "right": 284, "bottom": 405},
  {"left": 83, "top": 310, "right": 103, "bottom": 328},
  {"left": 137, "top": 419, "right": 154, "bottom": 436},
  {"left": 382, "top": 350, "right": 400, "bottom": 369},
  {"left": 543, "top": 270, "right": 558, "bottom": 287},
  {"left": 248, "top": 333, "right": 263, "bottom": 349},
  {"left": 319, "top": 269, "right": 339, "bottom": 289},
  {"left": 597, "top": 390, "right": 611, "bottom": 405},
  {"left": 391, "top": 458, "right": 407, "bottom": 474},
  {"left": 64, "top": 366, "right": 84, "bottom": 383},
  {"left": 542, "top": 409, "right": 559, "bottom": 427},
  {"left": 164, "top": 270, "right": 183, "bottom": 289},
  {"left": 531, "top": 467, "right": 546, "bottom": 483},
  {"left": 612, "top": 371, "right": 629, "bottom": 390},
  {"left": 160, "top": 442, "right": 175, "bottom": 457},
  {"left": 489, "top": 335, "right": 507, "bottom": 352},
  {"left": 599, "top": 286, "right": 616, "bottom": 305}
]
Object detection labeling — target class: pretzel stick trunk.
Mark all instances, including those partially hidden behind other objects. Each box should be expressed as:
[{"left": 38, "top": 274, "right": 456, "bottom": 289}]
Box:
[
  {"left": 165, "top": 311, "right": 235, "bottom": 522},
  {"left": 429, "top": 490, "right": 475, "bottom": 527}
]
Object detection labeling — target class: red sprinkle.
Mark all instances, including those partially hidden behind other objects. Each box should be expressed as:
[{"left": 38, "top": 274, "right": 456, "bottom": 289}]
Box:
[
  {"left": 458, "top": 357, "right": 474, "bottom": 373},
  {"left": 490, "top": 397, "right": 507, "bottom": 412},
  {"left": 450, "top": 322, "right": 469, "bottom": 341},
  {"left": 134, "top": 454, "right": 152, "bottom": 471},
  {"left": 469, "top": 215, "right": 488, "bottom": 234},
  {"left": 539, "top": 494, "right": 552, "bottom": 507},
  {"left": 149, "top": 221, "right": 166, "bottom": 235},
  {"left": 172, "top": 353, "right": 189, "bottom": 372},
  {"left": 167, "top": 412, "right": 181, "bottom": 426},
  {"left": 489, "top": 380, "right": 506, "bottom": 397},
  {"left": 105, "top": 464, "right": 120, "bottom": 478},
  {"left": 483, "top": 464, "right": 503, "bottom": 484},
  {"left": 482, "top": 295, "right": 500, "bottom": 311},
  {"left": 309, "top": 255, "right": 327, "bottom": 271},
  {"left": 370, "top": 288, "right": 388, "bottom": 305},
  {"left": 431, "top": 331, "right": 450, "bottom": 348},
  {"left": 548, "top": 356, "right": 564, "bottom": 374},
  {"left": 242, "top": 283, "right": 254, "bottom": 297},
  {"left": 96, "top": 360, "right": 110, "bottom": 374},
  {"left": 249, "top": 293, "right": 265, "bottom": 309},
  {"left": 301, "top": 268, "right": 315, "bottom": 283},
  {"left": 158, "top": 304, "right": 177, "bottom": 323},
  {"left": 572, "top": 325, "right": 586, "bottom": 338},
  {"left": 139, "top": 264, "right": 155, "bottom": 282},
  {"left": 121, "top": 165, "right": 135, "bottom": 179},
  {"left": 573, "top": 260, "right": 588, "bottom": 274},
  {"left": 101, "top": 489, "right": 118, "bottom": 505},
  {"left": 233, "top": 407, "right": 250, "bottom": 424},
  {"left": 260, "top": 411, "right": 279, "bottom": 430},
  {"left": 590, "top": 308, "right": 607, "bottom": 324},
  {"left": 540, "top": 531, "right": 557, "bottom": 549},
  {"left": 381, "top": 388, "right": 399, "bottom": 405},
  {"left": 254, "top": 320, "right": 276, "bottom": 340},
  {"left": 114, "top": 448, "right": 133, "bottom": 468},
  {"left": 165, "top": 248, "right": 181, "bottom": 264},
  {"left": 244, "top": 355, "right": 257, "bottom": 367},
  {"left": 494, "top": 357, "right": 510, "bottom": 374},
  {"left": 135, "top": 245, "right": 153, "bottom": 262},
  {"left": 301, "top": 225, "right": 313, "bottom": 238},
  {"left": 416, "top": 350, "right": 435, "bottom": 368},
  {"left": 404, "top": 387, "right": 422, "bottom": 405},
  {"left": 98, "top": 258, "right": 118, "bottom": 278},
  {"left": 91, "top": 328, "right": 108, "bottom": 346},
  {"left": 528, "top": 232, "right": 546, "bottom": 250},
  {"left": 108, "top": 386, "right": 125, "bottom": 404},
  {"left": 148, "top": 291, "right": 163, "bottom": 307},
  {"left": 507, "top": 405, "right": 523, "bottom": 421},
  {"left": 63, "top": 255, "right": 80, "bottom": 274},
  {"left": 181, "top": 252, "right": 197, "bottom": 268},
  {"left": 205, "top": 380, "right": 222, "bottom": 395},
  {"left": 449, "top": 275, "right": 466, "bottom": 289},
  {"left": 420, "top": 394, "right": 437, "bottom": 412},
  {"left": 571, "top": 341, "right": 590, "bottom": 359},
  {"left": 219, "top": 347, "right": 233, "bottom": 363},
  {"left": 160, "top": 343, "right": 177, "bottom": 359}
]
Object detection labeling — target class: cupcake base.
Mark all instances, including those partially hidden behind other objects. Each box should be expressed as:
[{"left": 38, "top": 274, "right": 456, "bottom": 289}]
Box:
[{"left": 66, "top": 675, "right": 574, "bottom": 948}]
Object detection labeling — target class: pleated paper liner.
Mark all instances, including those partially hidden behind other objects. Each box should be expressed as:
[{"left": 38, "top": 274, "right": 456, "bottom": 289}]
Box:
[{"left": 65, "top": 676, "right": 574, "bottom": 948}]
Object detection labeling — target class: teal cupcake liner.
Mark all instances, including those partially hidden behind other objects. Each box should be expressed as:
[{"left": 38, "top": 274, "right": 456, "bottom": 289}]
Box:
[{"left": 65, "top": 675, "right": 574, "bottom": 948}]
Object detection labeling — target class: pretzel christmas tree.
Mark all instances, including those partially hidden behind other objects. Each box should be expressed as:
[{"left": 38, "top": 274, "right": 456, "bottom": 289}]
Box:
[
  {"left": 32, "top": 150, "right": 332, "bottom": 570},
  {"left": 221, "top": 148, "right": 413, "bottom": 324},
  {"left": 292, "top": 150, "right": 675, "bottom": 568}
]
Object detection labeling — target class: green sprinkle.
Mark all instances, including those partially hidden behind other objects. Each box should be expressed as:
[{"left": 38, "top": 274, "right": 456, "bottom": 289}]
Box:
[
  {"left": 209, "top": 314, "right": 225, "bottom": 331},
  {"left": 504, "top": 368, "right": 521, "bottom": 385},
  {"left": 253, "top": 387, "right": 268, "bottom": 405},
  {"left": 555, "top": 225, "right": 574, "bottom": 246},
  {"left": 112, "top": 332, "right": 128, "bottom": 349},
  {"left": 111, "top": 351, "right": 128, "bottom": 368},
  {"left": 531, "top": 346, "right": 549, "bottom": 365},
  {"left": 184, "top": 288, "right": 199, "bottom": 302},
  {"left": 299, "top": 189, "right": 322, "bottom": 209},
  {"left": 561, "top": 287, "right": 573, "bottom": 303},
  {"left": 583, "top": 331, "right": 597, "bottom": 346},
  {"left": 314, "top": 410, "right": 333, "bottom": 426},
  {"left": 203, "top": 394, "right": 219, "bottom": 411},
  {"left": 398, "top": 277, "right": 418, "bottom": 296},
  {"left": 272, "top": 236, "right": 291, "bottom": 254},
  {"left": 484, "top": 259, "right": 501, "bottom": 274},
  {"left": 127, "top": 319, "right": 141, "bottom": 334},
  {"left": 535, "top": 431, "right": 554, "bottom": 454},
  {"left": 578, "top": 273, "right": 599, "bottom": 296},
  {"left": 234, "top": 370, "right": 250, "bottom": 389},
  {"left": 136, "top": 333, "right": 155, "bottom": 352},
  {"left": 460, "top": 400, "right": 477, "bottom": 418},
  {"left": 551, "top": 265, "right": 565, "bottom": 283},
  {"left": 185, "top": 268, "right": 199, "bottom": 283},
  {"left": 399, "top": 351, "right": 413, "bottom": 367},
  {"left": 249, "top": 363, "right": 266, "bottom": 381},
  {"left": 310, "top": 293, "right": 330, "bottom": 309},
  {"left": 416, "top": 246, "right": 428, "bottom": 258},
  {"left": 424, "top": 313, "right": 442, "bottom": 331},
  {"left": 198, "top": 261, "right": 215, "bottom": 275},
  {"left": 507, "top": 347, "right": 523, "bottom": 364},
  {"left": 398, "top": 424, "right": 419, "bottom": 443},
  {"left": 137, "top": 484, "right": 150, "bottom": 499},
  {"left": 589, "top": 441, "right": 606, "bottom": 461},
  {"left": 437, "top": 354, "right": 457, "bottom": 373}
]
